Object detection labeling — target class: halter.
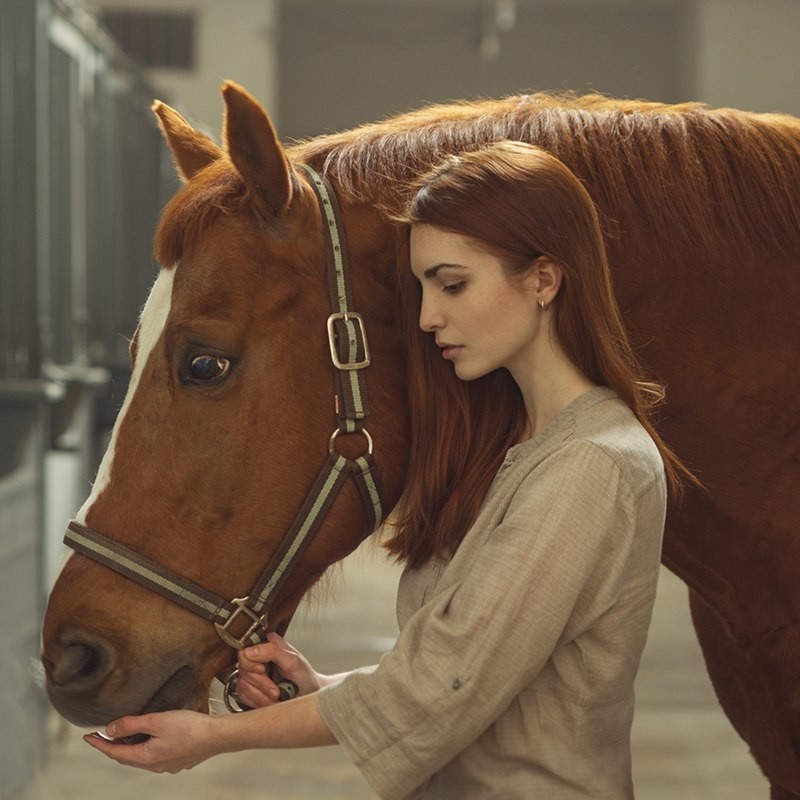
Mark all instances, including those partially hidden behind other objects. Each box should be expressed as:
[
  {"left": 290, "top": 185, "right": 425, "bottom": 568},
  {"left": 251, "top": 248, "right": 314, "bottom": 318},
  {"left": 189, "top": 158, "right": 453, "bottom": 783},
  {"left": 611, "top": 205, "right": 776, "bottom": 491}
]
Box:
[{"left": 63, "top": 165, "right": 383, "bottom": 708}]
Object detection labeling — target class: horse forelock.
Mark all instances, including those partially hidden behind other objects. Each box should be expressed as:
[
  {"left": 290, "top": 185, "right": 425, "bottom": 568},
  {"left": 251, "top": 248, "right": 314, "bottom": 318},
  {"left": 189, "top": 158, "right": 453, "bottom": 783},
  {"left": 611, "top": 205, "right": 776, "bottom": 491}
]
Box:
[
  {"left": 154, "top": 159, "right": 248, "bottom": 268},
  {"left": 289, "top": 92, "right": 800, "bottom": 260},
  {"left": 75, "top": 268, "right": 176, "bottom": 525}
]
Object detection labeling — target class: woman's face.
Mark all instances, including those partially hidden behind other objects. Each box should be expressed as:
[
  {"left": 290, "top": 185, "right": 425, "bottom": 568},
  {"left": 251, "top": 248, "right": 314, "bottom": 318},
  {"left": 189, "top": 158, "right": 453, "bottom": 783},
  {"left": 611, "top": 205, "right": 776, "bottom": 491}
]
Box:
[{"left": 409, "top": 224, "right": 543, "bottom": 382}]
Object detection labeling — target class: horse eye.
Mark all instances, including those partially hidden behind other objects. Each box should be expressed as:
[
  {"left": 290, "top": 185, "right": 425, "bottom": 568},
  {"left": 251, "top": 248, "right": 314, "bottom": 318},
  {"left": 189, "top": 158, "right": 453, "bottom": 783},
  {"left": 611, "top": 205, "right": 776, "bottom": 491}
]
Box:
[{"left": 189, "top": 355, "right": 231, "bottom": 382}]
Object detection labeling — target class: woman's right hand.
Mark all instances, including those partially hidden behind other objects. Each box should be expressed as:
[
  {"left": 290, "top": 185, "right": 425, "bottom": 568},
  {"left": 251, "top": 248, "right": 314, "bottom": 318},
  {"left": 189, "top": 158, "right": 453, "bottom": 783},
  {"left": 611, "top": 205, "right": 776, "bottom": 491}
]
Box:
[{"left": 235, "top": 633, "right": 325, "bottom": 708}]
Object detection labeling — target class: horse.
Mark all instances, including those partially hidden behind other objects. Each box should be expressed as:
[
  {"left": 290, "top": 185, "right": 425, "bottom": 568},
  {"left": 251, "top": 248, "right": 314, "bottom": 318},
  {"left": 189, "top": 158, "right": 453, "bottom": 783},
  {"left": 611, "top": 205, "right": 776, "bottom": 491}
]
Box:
[{"left": 40, "top": 82, "right": 800, "bottom": 798}]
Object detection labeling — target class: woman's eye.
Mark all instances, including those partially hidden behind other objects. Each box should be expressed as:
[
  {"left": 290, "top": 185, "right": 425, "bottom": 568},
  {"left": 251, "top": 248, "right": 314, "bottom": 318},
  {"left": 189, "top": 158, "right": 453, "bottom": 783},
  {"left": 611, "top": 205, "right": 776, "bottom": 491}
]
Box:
[
  {"left": 188, "top": 355, "right": 231, "bottom": 382},
  {"left": 442, "top": 282, "right": 465, "bottom": 294}
]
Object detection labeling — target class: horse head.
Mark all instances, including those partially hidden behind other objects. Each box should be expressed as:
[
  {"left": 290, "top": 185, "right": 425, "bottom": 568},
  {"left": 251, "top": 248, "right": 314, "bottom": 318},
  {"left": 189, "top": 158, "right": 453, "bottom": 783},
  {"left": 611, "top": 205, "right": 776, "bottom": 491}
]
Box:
[{"left": 41, "top": 82, "right": 408, "bottom": 727}]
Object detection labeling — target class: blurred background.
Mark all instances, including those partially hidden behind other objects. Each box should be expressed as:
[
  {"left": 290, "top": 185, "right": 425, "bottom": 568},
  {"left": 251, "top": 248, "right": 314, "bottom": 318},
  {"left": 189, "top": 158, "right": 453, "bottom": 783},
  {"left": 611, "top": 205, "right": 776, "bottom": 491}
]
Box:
[{"left": 1, "top": 0, "right": 798, "bottom": 797}]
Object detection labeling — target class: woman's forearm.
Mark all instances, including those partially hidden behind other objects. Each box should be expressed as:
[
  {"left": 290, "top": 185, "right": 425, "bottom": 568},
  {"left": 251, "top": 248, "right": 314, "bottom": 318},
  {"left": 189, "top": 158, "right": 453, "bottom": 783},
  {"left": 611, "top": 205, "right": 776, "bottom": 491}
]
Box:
[
  {"left": 84, "top": 692, "right": 338, "bottom": 773},
  {"left": 217, "top": 692, "right": 337, "bottom": 752}
]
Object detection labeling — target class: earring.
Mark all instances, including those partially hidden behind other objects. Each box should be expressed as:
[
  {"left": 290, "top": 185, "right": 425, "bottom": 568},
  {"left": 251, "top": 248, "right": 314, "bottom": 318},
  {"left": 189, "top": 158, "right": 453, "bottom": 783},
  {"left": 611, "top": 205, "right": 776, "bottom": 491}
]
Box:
[{"left": 538, "top": 299, "right": 549, "bottom": 311}]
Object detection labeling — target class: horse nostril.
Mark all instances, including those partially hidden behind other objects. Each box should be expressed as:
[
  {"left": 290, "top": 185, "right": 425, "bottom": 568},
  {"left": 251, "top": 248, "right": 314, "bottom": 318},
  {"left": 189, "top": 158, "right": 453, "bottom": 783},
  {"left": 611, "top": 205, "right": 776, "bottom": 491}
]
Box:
[{"left": 49, "top": 640, "right": 111, "bottom": 689}]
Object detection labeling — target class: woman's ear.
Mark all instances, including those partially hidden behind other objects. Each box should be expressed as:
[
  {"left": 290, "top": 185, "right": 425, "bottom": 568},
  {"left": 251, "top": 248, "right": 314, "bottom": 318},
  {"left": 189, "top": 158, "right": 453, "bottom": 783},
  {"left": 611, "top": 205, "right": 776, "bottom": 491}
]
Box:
[{"left": 526, "top": 257, "right": 563, "bottom": 308}]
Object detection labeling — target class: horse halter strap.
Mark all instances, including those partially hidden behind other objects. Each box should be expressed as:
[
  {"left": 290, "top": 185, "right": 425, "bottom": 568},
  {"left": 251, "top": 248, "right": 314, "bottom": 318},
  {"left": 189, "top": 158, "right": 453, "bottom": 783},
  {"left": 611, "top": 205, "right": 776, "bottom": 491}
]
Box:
[{"left": 63, "top": 164, "right": 383, "bottom": 655}]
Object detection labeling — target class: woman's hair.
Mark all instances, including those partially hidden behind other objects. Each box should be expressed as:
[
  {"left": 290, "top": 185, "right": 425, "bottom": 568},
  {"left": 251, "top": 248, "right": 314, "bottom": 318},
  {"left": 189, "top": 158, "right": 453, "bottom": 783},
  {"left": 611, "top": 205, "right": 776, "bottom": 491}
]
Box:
[{"left": 385, "top": 140, "right": 695, "bottom": 568}]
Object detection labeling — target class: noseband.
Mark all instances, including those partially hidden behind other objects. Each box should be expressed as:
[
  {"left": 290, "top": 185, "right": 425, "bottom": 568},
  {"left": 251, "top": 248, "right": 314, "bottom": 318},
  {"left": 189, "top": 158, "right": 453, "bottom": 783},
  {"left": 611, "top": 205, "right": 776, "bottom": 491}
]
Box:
[{"left": 63, "top": 165, "right": 384, "bottom": 709}]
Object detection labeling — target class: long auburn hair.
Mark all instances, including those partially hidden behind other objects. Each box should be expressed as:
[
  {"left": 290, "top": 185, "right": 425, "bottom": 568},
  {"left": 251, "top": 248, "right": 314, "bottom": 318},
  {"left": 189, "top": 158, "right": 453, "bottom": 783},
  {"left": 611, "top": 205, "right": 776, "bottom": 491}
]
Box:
[{"left": 384, "top": 141, "right": 696, "bottom": 568}]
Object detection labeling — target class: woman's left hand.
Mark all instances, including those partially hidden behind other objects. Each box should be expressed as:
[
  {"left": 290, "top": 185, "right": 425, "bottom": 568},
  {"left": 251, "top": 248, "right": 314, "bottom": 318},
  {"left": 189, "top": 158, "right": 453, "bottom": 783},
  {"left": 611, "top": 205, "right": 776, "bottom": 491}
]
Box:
[
  {"left": 236, "top": 632, "right": 324, "bottom": 708},
  {"left": 83, "top": 710, "right": 219, "bottom": 773}
]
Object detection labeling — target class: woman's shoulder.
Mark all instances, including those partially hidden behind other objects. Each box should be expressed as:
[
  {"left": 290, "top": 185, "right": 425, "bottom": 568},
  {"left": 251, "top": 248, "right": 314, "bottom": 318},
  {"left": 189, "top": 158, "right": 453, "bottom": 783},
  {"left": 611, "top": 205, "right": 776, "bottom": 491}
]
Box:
[
  {"left": 507, "top": 388, "right": 662, "bottom": 495},
  {"left": 568, "top": 391, "right": 665, "bottom": 498},
  {"left": 504, "top": 387, "right": 665, "bottom": 500}
]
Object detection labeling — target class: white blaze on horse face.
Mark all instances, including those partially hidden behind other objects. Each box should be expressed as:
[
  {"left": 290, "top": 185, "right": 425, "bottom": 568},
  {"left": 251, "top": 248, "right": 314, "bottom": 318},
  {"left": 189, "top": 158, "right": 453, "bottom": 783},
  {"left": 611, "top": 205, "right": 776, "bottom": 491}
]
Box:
[{"left": 74, "top": 267, "right": 176, "bottom": 526}]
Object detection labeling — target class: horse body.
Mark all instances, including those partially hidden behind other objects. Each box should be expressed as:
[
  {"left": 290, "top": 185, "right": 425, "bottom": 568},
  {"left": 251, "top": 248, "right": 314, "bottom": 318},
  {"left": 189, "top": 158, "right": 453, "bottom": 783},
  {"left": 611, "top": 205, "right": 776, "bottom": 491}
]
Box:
[{"left": 41, "top": 83, "right": 800, "bottom": 795}]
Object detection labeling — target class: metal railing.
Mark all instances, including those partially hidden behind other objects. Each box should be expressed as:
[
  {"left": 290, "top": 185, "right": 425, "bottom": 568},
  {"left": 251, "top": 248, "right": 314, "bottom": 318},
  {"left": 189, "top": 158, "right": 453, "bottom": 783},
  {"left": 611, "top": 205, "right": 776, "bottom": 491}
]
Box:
[{"left": 0, "top": 2, "right": 169, "bottom": 796}]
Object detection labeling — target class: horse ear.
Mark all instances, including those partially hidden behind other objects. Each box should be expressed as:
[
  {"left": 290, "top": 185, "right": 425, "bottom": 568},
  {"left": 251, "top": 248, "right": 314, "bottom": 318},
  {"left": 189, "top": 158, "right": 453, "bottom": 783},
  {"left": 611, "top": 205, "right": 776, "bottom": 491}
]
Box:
[
  {"left": 221, "top": 80, "right": 293, "bottom": 218},
  {"left": 152, "top": 100, "right": 223, "bottom": 182}
]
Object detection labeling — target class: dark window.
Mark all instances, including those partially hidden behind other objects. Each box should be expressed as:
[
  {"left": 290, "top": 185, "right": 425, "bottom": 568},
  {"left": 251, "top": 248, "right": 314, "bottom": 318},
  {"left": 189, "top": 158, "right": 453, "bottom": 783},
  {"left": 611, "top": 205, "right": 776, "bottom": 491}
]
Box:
[{"left": 101, "top": 11, "right": 195, "bottom": 69}]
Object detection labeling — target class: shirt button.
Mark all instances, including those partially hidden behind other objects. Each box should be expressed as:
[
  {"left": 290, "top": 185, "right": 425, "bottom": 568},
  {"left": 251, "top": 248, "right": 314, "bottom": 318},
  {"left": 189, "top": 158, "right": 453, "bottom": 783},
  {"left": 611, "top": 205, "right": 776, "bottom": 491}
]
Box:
[{"left": 452, "top": 678, "right": 462, "bottom": 690}]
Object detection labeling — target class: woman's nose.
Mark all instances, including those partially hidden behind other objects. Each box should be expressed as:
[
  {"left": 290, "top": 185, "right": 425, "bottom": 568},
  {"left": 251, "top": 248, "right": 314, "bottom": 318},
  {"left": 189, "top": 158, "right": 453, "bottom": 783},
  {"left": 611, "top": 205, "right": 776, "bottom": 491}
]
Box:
[{"left": 419, "top": 296, "right": 443, "bottom": 333}]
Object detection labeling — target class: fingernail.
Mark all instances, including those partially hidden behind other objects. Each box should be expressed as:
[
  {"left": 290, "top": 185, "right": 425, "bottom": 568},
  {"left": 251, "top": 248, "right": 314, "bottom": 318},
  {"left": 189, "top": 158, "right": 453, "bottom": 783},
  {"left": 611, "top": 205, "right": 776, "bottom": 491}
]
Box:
[
  {"left": 246, "top": 646, "right": 260, "bottom": 658},
  {"left": 268, "top": 688, "right": 280, "bottom": 701},
  {"left": 106, "top": 723, "right": 117, "bottom": 737}
]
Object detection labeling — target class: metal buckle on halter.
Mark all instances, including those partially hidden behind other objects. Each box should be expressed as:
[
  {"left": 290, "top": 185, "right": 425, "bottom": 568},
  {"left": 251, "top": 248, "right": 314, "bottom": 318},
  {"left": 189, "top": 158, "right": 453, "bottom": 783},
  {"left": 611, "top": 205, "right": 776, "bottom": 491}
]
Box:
[
  {"left": 327, "top": 312, "right": 371, "bottom": 370},
  {"left": 214, "top": 597, "right": 267, "bottom": 650}
]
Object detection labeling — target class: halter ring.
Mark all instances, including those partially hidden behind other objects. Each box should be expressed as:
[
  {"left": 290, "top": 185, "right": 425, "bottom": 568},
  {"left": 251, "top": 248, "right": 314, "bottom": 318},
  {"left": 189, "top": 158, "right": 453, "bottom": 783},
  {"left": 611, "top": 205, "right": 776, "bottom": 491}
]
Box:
[
  {"left": 221, "top": 668, "right": 251, "bottom": 713},
  {"left": 220, "top": 665, "right": 298, "bottom": 713},
  {"left": 328, "top": 427, "right": 373, "bottom": 457}
]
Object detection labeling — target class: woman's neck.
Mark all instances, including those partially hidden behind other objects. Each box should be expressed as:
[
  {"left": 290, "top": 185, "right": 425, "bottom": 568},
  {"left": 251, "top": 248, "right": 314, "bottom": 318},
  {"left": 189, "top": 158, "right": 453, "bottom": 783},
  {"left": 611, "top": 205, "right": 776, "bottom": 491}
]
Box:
[{"left": 512, "top": 340, "right": 596, "bottom": 441}]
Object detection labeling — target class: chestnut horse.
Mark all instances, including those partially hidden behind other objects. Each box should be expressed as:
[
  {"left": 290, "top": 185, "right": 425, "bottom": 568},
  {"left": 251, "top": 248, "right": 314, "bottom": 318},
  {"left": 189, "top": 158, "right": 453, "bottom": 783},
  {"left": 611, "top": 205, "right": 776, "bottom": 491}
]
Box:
[{"left": 42, "top": 82, "right": 800, "bottom": 797}]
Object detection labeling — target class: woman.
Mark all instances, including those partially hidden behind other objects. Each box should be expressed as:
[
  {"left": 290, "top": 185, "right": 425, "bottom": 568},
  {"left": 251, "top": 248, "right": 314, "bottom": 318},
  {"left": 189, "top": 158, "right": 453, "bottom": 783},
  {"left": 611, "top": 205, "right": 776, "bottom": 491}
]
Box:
[{"left": 86, "top": 142, "right": 691, "bottom": 798}]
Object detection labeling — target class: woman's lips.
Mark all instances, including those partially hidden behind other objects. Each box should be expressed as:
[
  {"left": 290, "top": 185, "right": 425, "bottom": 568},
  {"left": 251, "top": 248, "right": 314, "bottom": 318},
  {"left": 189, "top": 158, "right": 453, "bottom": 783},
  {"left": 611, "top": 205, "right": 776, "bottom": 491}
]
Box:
[{"left": 438, "top": 344, "right": 462, "bottom": 360}]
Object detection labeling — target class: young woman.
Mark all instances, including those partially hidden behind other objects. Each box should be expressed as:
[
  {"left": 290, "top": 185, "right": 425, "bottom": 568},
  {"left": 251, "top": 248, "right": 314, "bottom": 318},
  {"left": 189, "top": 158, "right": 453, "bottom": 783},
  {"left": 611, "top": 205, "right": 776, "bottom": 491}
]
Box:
[{"left": 86, "top": 142, "right": 691, "bottom": 798}]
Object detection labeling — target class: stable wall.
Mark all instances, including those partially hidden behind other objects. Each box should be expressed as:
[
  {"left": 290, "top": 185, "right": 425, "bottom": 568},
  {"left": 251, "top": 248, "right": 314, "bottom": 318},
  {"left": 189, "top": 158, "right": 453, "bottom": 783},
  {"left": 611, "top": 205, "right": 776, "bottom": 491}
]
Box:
[
  {"left": 695, "top": 0, "right": 800, "bottom": 115},
  {"left": 278, "top": 0, "right": 696, "bottom": 141},
  {"left": 82, "top": 0, "right": 799, "bottom": 141},
  {"left": 277, "top": 0, "right": 799, "bottom": 140},
  {"left": 0, "top": 400, "right": 48, "bottom": 800},
  {"left": 84, "top": 0, "right": 280, "bottom": 137}
]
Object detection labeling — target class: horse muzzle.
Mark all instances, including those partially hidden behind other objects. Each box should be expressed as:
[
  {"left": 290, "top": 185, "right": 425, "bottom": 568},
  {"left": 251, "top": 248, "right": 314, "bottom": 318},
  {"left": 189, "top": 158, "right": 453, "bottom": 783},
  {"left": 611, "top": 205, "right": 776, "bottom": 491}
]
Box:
[{"left": 43, "top": 629, "right": 204, "bottom": 727}]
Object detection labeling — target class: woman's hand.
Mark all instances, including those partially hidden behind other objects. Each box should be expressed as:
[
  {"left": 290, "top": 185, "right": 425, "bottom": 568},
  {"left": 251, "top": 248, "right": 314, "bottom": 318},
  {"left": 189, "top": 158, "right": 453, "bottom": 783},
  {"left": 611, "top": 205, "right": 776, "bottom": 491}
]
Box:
[
  {"left": 83, "top": 710, "right": 219, "bottom": 773},
  {"left": 83, "top": 640, "right": 342, "bottom": 771},
  {"left": 235, "top": 632, "right": 325, "bottom": 708}
]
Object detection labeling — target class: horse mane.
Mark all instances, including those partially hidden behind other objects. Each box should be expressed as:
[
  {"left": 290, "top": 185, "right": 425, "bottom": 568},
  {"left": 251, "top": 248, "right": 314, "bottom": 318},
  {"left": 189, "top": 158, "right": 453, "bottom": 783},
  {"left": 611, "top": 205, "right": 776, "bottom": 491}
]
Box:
[
  {"left": 154, "top": 93, "right": 800, "bottom": 266},
  {"left": 288, "top": 92, "right": 800, "bottom": 259}
]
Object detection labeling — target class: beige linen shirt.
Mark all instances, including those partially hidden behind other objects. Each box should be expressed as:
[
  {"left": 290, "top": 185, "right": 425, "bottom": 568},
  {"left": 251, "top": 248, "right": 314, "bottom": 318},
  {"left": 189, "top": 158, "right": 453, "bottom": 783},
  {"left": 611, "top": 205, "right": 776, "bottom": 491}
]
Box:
[{"left": 318, "top": 387, "right": 666, "bottom": 799}]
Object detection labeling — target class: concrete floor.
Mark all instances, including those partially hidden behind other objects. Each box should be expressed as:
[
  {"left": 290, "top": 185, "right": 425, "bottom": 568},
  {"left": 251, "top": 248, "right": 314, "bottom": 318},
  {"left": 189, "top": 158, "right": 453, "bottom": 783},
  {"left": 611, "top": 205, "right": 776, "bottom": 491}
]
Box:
[{"left": 19, "top": 543, "right": 770, "bottom": 800}]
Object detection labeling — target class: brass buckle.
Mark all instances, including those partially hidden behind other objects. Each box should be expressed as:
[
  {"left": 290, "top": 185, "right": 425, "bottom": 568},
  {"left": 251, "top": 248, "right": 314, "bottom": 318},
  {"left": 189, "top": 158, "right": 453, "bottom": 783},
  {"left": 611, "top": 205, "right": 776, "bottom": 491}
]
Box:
[
  {"left": 214, "top": 597, "right": 267, "bottom": 650},
  {"left": 327, "top": 312, "right": 371, "bottom": 370}
]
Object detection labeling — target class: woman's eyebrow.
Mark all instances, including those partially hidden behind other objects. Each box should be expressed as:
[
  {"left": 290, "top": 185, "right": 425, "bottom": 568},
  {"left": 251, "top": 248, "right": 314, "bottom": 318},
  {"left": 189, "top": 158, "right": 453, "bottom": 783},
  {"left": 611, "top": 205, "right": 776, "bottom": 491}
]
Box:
[{"left": 423, "top": 263, "right": 468, "bottom": 280}]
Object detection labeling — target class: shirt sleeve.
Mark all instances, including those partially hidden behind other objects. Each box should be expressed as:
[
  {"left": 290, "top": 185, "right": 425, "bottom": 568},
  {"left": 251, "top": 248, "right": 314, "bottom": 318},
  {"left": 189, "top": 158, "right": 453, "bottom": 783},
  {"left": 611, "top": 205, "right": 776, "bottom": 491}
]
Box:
[{"left": 317, "top": 440, "right": 648, "bottom": 799}]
